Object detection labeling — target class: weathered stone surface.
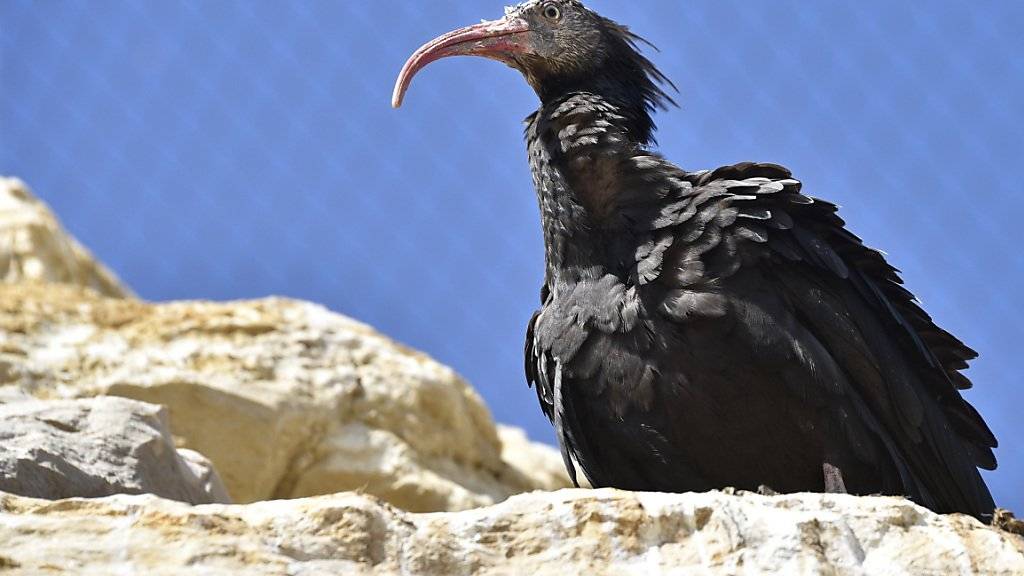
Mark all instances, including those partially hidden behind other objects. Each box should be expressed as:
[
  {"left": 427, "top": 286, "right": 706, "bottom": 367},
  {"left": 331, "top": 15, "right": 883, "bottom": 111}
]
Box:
[
  {"left": 0, "top": 284, "right": 570, "bottom": 509},
  {"left": 0, "top": 397, "right": 229, "bottom": 504},
  {"left": 0, "top": 177, "right": 129, "bottom": 298},
  {"left": 0, "top": 488, "right": 1020, "bottom": 575}
]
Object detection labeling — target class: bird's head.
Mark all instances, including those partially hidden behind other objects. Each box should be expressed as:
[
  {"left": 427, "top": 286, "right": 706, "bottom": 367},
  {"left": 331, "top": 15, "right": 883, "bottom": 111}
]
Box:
[{"left": 393, "top": 1, "right": 675, "bottom": 137}]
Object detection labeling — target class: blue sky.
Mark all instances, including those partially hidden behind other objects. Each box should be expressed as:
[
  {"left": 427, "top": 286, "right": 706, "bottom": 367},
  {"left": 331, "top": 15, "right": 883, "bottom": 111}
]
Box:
[{"left": 2, "top": 1, "right": 1021, "bottom": 512}]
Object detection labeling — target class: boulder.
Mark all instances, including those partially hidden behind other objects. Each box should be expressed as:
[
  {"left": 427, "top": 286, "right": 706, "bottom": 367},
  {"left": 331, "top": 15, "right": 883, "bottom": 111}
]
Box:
[
  {"left": 0, "top": 177, "right": 129, "bottom": 298},
  {"left": 0, "top": 396, "right": 229, "bottom": 504},
  {"left": 0, "top": 177, "right": 571, "bottom": 511},
  {"left": 0, "top": 284, "right": 570, "bottom": 509},
  {"left": 0, "top": 488, "right": 1020, "bottom": 575}
]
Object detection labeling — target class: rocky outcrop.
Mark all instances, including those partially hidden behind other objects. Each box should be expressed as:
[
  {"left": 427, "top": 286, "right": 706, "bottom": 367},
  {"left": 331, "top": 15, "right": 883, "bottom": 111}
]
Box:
[
  {"left": 5, "top": 176, "right": 1018, "bottom": 575},
  {"left": 0, "top": 397, "right": 229, "bottom": 504},
  {"left": 0, "top": 177, "right": 129, "bottom": 297},
  {"left": 0, "top": 283, "right": 569, "bottom": 509},
  {"left": 1, "top": 488, "right": 1021, "bottom": 575},
  {"left": 0, "top": 177, "right": 569, "bottom": 512}
]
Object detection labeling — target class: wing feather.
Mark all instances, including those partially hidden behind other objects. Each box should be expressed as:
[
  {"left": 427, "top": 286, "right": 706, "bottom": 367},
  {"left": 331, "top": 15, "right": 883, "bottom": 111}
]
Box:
[{"left": 657, "top": 162, "right": 997, "bottom": 515}]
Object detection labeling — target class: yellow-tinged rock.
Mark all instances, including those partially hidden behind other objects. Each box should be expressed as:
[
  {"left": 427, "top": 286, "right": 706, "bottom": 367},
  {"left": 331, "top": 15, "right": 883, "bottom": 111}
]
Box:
[
  {"left": 0, "top": 177, "right": 130, "bottom": 298},
  {"left": 0, "top": 284, "right": 570, "bottom": 509},
  {"left": 0, "top": 488, "right": 1021, "bottom": 575}
]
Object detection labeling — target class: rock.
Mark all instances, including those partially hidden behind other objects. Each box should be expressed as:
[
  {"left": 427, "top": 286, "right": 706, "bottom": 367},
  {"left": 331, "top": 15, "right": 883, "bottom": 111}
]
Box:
[
  {"left": 0, "top": 397, "right": 229, "bottom": 504},
  {"left": 0, "top": 284, "right": 570, "bottom": 509},
  {"left": 0, "top": 489, "right": 1021, "bottom": 575},
  {"left": 0, "top": 177, "right": 130, "bottom": 298},
  {"left": 0, "top": 176, "right": 570, "bottom": 511},
  {"left": 0, "top": 386, "right": 32, "bottom": 405}
]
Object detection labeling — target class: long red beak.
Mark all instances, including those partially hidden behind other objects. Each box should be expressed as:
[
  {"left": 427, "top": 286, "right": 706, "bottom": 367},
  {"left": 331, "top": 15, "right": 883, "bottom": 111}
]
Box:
[{"left": 392, "top": 15, "right": 531, "bottom": 109}]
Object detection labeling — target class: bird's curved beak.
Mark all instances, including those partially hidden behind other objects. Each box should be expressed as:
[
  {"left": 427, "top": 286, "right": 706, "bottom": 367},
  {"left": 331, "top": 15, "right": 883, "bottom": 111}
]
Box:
[{"left": 392, "top": 15, "right": 532, "bottom": 109}]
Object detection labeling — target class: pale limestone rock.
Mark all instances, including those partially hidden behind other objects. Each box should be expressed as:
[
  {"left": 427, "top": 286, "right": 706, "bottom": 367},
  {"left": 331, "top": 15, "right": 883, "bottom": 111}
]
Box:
[
  {"left": 0, "top": 397, "right": 229, "bottom": 504},
  {"left": 0, "top": 177, "right": 130, "bottom": 297},
  {"left": 0, "top": 284, "right": 570, "bottom": 509},
  {"left": 0, "top": 488, "right": 1021, "bottom": 575}
]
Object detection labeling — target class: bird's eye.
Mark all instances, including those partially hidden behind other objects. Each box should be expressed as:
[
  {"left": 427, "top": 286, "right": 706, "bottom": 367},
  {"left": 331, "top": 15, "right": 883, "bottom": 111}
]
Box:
[{"left": 542, "top": 3, "right": 561, "bottom": 20}]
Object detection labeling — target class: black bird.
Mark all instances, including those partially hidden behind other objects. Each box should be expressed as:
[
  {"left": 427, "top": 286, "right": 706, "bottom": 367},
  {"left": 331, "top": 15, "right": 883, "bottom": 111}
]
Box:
[{"left": 393, "top": 0, "right": 997, "bottom": 519}]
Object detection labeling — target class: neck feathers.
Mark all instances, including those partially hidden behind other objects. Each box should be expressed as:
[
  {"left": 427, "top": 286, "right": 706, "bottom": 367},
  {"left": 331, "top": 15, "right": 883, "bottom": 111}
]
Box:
[
  {"left": 527, "top": 93, "right": 657, "bottom": 282},
  {"left": 536, "top": 18, "right": 676, "bottom": 146}
]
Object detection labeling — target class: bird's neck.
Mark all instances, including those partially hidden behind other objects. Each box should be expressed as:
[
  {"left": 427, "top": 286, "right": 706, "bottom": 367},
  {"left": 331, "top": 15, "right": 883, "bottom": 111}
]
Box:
[
  {"left": 537, "top": 75, "right": 657, "bottom": 146},
  {"left": 527, "top": 93, "right": 651, "bottom": 287}
]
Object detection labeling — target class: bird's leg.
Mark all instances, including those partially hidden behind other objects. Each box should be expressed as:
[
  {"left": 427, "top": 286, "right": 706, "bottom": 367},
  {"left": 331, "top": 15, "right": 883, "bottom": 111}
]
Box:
[{"left": 822, "top": 462, "right": 848, "bottom": 494}]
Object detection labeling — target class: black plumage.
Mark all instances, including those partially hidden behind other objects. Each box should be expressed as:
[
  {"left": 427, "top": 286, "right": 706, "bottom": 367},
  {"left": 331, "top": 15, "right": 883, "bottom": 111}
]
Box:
[{"left": 394, "top": 0, "right": 997, "bottom": 519}]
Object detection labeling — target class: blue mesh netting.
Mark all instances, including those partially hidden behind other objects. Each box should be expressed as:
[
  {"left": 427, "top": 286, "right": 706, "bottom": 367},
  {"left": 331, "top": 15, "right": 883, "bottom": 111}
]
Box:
[{"left": 2, "top": 1, "right": 1021, "bottom": 511}]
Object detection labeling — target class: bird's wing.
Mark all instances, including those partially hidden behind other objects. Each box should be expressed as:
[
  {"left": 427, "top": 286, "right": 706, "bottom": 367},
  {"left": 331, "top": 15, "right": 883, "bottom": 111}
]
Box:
[
  {"left": 640, "top": 160, "right": 996, "bottom": 514},
  {"left": 525, "top": 282, "right": 582, "bottom": 486},
  {"left": 525, "top": 304, "right": 553, "bottom": 420}
]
